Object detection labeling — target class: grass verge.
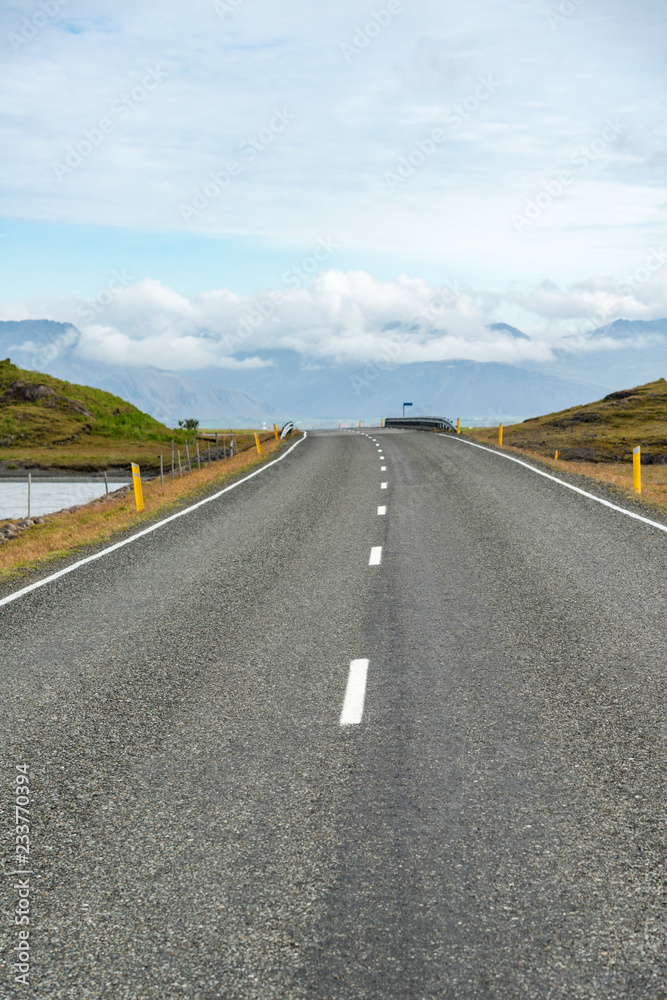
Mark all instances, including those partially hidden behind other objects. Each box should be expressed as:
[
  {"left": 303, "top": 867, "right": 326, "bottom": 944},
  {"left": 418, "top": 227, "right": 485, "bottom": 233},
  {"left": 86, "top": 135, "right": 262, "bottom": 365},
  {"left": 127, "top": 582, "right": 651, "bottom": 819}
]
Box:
[
  {"left": 463, "top": 429, "right": 667, "bottom": 514},
  {"left": 462, "top": 378, "right": 667, "bottom": 464},
  {"left": 0, "top": 434, "right": 289, "bottom": 584},
  {"left": 1, "top": 430, "right": 271, "bottom": 474}
]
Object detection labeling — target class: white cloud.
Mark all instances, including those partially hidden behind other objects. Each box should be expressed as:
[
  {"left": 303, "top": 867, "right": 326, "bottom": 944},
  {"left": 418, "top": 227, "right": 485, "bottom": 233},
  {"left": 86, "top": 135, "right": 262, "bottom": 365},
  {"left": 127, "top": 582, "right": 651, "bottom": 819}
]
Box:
[
  {"left": 0, "top": 0, "right": 665, "bottom": 284},
  {"left": 1, "top": 266, "right": 666, "bottom": 371}
]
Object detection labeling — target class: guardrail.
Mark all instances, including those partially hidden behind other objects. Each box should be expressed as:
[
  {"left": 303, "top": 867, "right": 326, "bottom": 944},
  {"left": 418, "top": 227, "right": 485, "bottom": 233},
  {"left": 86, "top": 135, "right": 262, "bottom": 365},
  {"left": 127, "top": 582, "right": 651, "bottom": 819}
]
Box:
[{"left": 383, "top": 416, "right": 457, "bottom": 432}]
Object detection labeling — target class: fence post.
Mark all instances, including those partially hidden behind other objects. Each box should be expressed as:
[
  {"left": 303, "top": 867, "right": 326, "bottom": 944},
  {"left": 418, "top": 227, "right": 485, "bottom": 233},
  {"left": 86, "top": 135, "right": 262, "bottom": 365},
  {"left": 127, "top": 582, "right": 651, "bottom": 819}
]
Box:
[
  {"left": 27, "top": 472, "right": 31, "bottom": 518},
  {"left": 104, "top": 470, "right": 109, "bottom": 494},
  {"left": 131, "top": 463, "right": 144, "bottom": 511},
  {"left": 633, "top": 446, "right": 641, "bottom": 494},
  {"left": 185, "top": 442, "right": 192, "bottom": 472},
  {"left": 171, "top": 439, "right": 174, "bottom": 480},
  {"left": 196, "top": 441, "right": 201, "bottom": 470},
  {"left": 178, "top": 451, "right": 183, "bottom": 477}
]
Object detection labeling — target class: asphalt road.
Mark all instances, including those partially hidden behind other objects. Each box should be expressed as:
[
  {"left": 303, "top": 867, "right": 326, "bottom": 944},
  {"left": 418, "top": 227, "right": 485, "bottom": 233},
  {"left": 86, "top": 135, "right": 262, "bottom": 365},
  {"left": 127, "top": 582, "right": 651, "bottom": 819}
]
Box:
[{"left": 1, "top": 429, "right": 666, "bottom": 999}]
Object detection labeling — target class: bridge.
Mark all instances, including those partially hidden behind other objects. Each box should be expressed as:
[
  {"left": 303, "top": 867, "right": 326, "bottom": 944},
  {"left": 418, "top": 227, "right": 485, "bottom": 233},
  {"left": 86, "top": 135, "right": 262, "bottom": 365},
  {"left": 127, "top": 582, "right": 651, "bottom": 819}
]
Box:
[{"left": 383, "top": 415, "right": 457, "bottom": 432}]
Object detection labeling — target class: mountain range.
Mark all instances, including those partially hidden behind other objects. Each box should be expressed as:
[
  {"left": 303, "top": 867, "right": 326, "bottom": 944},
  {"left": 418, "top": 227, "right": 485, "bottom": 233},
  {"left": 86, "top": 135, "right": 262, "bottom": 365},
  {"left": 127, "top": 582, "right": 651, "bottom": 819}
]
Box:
[{"left": 0, "top": 318, "right": 665, "bottom": 427}]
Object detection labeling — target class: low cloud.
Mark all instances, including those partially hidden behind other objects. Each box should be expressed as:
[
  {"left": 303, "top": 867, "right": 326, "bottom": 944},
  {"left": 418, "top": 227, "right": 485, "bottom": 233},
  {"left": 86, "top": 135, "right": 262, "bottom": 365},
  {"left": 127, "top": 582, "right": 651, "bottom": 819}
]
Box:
[{"left": 1, "top": 266, "right": 666, "bottom": 372}]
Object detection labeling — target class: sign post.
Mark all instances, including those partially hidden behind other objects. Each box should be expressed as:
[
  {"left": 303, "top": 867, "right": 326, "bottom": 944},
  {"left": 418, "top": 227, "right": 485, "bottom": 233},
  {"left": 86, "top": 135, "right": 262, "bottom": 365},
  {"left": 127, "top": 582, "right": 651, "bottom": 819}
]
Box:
[
  {"left": 131, "top": 463, "right": 144, "bottom": 512},
  {"left": 403, "top": 402, "right": 413, "bottom": 417},
  {"left": 633, "top": 446, "right": 641, "bottom": 494}
]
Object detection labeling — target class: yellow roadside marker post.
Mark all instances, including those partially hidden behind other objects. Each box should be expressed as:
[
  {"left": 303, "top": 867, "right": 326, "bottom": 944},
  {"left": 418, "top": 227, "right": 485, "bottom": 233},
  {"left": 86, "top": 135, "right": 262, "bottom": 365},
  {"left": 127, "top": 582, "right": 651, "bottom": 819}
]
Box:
[
  {"left": 358, "top": 420, "right": 361, "bottom": 428},
  {"left": 555, "top": 450, "right": 559, "bottom": 460},
  {"left": 273, "top": 424, "right": 279, "bottom": 440},
  {"left": 254, "top": 432, "right": 262, "bottom": 456},
  {"left": 633, "top": 446, "right": 641, "bottom": 494},
  {"left": 456, "top": 418, "right": 460, "bottom": 435},
  {"left": 131, "top": 463, "right": 144, "bottom": 512},
  {"left": 498, "top": 424, "right": 503, "bottom": 447}
]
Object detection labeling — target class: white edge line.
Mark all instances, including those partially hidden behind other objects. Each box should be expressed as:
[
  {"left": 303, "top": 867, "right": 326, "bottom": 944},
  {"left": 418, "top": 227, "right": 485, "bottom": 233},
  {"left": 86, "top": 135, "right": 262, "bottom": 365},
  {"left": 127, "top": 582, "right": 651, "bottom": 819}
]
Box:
[
  {"left": 0, "top": 433, "right": 308, "bottom": 609},
  {"left": 369, "top": 546, "right": 383, "bottom": 565},
  {"left": 451, "top": 436, "right": 667, "bottom": 535},
  {"left": 340, "top": 658, "right": 369, "bottom": 726}
]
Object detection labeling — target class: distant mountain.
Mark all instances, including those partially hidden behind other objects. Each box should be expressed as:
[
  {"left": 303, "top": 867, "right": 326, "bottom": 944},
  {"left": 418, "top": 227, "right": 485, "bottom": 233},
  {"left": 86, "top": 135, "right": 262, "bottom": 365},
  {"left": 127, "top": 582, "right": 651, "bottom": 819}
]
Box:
[
  {"left": 0, "top": 321, "right": 277, "bottom": 428},
  {"left": 60, "top": 365, "right": 278, "bottom": 428},
  {"left": 521, "top": 318, "right": 667, "bottom": 391},
  {"left": 195, "top": 350, "right": 601, "bottom": 425},
  {"left": 1, "top": 317, "right": 666, "bottom": 426},
  {"left": 489, "top": 322, "right": 531, "bottom": 340}
]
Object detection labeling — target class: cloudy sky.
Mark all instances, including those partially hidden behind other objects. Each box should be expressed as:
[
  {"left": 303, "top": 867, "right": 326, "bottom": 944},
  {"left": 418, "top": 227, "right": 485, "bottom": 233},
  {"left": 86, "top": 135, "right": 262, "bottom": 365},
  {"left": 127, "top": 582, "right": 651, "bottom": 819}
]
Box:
[{"left": 1, "top": 0, "right": 665, "bottom": 370}]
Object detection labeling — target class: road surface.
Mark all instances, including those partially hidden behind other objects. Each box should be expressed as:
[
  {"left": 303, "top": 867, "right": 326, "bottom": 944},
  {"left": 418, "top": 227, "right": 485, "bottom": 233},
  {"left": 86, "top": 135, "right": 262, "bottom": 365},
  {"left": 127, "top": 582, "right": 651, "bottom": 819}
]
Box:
[{"left": 1, "top": 429, "right": 666, "bottom": 999}]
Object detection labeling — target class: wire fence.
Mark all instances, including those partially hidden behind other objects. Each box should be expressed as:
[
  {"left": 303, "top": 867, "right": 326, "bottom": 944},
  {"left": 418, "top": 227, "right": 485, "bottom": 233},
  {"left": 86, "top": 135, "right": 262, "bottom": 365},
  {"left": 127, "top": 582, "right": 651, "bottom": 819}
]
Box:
[{"left": 159, "top": 431, "right": 276, "bottom": 484}]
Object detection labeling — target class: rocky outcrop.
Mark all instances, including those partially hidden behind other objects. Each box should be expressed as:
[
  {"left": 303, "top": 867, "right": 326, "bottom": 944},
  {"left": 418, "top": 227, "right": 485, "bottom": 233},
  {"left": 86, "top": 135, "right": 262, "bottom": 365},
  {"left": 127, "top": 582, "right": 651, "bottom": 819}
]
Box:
[
  {"left": 0, "top": 516, "right": 44, "bottom": 542},
  {"left": 1, "top": 381, "right": 95, "bottom": 419},
  {"left": 2, "top": 381, "right": 56, "bottom": 402}
]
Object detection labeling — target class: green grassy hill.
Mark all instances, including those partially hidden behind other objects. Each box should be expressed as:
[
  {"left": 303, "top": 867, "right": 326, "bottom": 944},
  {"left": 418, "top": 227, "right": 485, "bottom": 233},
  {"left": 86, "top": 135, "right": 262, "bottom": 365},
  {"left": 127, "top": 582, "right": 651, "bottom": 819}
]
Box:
[
  {"left": 470, "top": 378, "right": 667, "bottom": 462},
  {"left": 0, "top": 359, "right": 183, "bottom": 471}
]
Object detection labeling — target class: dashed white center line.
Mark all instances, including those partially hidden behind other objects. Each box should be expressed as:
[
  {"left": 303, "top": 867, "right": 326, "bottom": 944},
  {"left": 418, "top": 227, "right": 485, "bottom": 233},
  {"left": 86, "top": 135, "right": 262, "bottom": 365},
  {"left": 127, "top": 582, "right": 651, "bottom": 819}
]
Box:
[
  {"left": 377, "top": 505, "right": 386, "bottom": 515},
  {"left": 340, "top": 658, "right": 370, "bottom": 726},
  {"left": 379, "top": 454, "right": 384, "bottom": 459},
  {"left": 369, "top": 546, "right": 382, "bottom": 565},
  {"left": 381, "top": 465, "right": 386, "bottom": 471},
  {"left": 381, "top": 482, "right": 387, "bottom": 489}
]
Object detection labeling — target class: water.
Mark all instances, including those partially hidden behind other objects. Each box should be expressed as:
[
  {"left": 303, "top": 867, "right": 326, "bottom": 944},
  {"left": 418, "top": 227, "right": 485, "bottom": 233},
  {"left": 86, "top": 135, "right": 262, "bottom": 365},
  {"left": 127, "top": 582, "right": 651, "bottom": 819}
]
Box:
[{"left": 0, "top": 480, "right": 128, "bottom": 520}]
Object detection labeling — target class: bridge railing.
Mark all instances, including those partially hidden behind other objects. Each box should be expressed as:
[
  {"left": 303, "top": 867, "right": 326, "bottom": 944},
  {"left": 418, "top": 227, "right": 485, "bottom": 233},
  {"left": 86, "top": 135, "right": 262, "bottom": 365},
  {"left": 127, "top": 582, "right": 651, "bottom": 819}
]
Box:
[{"left": 383, "top": 416, "right": 457, "bottom": 433}]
